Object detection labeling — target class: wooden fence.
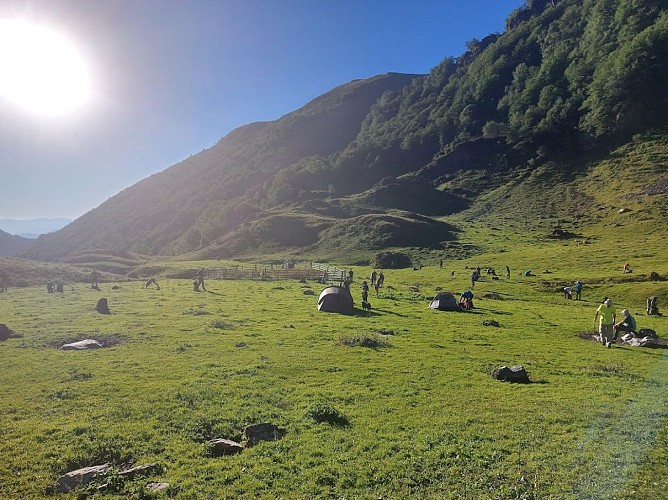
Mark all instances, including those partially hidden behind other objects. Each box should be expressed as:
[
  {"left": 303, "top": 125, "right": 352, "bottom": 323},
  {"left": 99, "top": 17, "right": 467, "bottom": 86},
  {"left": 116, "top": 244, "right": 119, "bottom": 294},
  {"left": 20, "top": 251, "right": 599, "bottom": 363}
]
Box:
[{"left": 200, "top": 262, "right": 347, "bottom": 284}]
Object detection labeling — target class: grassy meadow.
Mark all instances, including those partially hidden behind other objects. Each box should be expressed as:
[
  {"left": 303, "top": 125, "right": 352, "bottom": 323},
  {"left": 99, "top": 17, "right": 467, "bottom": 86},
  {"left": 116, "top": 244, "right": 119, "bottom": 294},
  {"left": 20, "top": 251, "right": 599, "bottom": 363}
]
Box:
[
  {"left": 1, "top": 241, "right": 667, "bottom": 498},
  {"left": 1, "top": 136, "right": 667, "bottom": 498}
]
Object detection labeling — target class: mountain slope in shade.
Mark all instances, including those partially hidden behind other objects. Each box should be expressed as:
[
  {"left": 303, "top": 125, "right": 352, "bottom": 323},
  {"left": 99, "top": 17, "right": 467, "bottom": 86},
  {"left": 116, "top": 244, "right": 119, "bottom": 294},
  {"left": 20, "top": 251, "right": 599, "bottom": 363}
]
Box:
[{"left": 0, "top": 229, "right": 32, "bottom": 257}]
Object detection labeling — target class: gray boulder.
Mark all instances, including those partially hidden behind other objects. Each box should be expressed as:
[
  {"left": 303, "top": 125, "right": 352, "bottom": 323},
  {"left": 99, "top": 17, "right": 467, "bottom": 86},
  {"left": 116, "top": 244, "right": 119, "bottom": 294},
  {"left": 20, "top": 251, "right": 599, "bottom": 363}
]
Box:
[
  {"left": 56, "top": 463, "right": 110, "bottom": 493},
  {"left": 96, "top": 298, "right": 110, "bottom": 314},
  {"left": 492, "top": 365, "right": 530, "bottom": 383},
  {"left": 208, "top": 438, "right": 243, "bottom": 456}
]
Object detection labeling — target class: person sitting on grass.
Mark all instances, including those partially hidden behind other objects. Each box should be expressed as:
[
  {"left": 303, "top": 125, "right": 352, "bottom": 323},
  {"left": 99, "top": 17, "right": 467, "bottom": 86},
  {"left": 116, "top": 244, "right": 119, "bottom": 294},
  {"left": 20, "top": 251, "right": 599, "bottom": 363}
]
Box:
[
  {"left": 460, "top": 290, "right": 474, "bottom": 310},
  {"left": 614, "top": 309, "right": 636, "bottom": 339}
]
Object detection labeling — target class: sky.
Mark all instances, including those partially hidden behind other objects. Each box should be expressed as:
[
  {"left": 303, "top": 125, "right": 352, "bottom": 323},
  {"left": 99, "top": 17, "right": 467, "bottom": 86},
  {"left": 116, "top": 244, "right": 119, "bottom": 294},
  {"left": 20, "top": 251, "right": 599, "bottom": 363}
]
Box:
[{"left": 0, "top": 0, "right": 524, "bottom": 221}]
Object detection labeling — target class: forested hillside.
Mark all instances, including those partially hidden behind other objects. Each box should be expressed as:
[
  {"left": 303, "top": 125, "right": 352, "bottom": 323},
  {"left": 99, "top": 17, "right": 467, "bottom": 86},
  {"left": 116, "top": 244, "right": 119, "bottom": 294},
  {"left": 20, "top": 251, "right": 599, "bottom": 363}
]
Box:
[{"left": 22, "top": 0, "right": 668, "bottom": 263}]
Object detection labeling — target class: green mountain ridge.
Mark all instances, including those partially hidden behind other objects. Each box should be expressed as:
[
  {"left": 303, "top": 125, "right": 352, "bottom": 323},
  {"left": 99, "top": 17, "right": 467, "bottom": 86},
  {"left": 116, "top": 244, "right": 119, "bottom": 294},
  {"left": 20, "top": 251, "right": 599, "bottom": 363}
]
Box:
[{"left": 18, "top": 0, "right": 668, "bottom": 265}]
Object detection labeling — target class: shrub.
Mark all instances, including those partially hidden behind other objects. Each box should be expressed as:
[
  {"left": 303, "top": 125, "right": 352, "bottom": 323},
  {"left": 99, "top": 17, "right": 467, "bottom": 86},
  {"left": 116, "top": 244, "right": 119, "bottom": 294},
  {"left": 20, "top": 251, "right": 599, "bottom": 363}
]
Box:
[{"left": 306, "top": 404, "right": 349, "bottom": 426}]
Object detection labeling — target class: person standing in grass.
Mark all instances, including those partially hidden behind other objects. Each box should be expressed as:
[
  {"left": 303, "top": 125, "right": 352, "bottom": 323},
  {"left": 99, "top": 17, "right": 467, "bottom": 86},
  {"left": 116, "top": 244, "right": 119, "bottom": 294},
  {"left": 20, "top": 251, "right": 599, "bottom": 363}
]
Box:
[
  {"left": 594, "top": 298, "right": 616, "bottom": 348},
  {"left": 197, "top": 268, "right": 206, "bottom": 291},
  {"left": 91, "top": 268, "right": 99, "bottom": 288},
  {"left": 574, "top": 280, "right": 583, "bottom": 300},
  {"left": 505, "top": 265, "right": 510, "bottom": 279}
]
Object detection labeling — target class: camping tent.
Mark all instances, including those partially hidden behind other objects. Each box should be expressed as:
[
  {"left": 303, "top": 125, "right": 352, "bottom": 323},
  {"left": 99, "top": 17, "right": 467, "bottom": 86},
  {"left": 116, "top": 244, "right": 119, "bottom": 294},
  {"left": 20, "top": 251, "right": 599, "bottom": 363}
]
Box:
[
  {"left": 317, "top": 286, "right": 354, "bottom": 314},
  {"left": 429, "top": 292, "right": 460, "bottom": 311}
]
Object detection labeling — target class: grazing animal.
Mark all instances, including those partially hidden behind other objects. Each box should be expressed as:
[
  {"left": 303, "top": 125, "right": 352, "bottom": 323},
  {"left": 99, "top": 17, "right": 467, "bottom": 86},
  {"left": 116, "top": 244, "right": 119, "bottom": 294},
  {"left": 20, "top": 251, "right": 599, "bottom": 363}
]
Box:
[{"left": 362, "top": 301, "right": 372, "bottom": 313}]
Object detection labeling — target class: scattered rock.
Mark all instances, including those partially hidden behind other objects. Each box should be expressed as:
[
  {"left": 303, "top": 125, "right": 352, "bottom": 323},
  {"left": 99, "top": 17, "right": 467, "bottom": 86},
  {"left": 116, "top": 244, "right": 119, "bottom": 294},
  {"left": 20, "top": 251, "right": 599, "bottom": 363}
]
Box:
[
  {"left": 112, "top": 285, "right": 120, "bottom": 290},
  {"left": 61, "top": 339, "right": 104, "bottom": 350},
  {"left": 146, "top": 482, "right": 170, "bottom": 493},
  {"left": 118, "top": 462, "right": 161, "bottom": 479},
  {"left": 0, "top": 323, "right": 19, "bottom": 341},
  {"left": 649, "top": 272, "right": 661, "bottom": 281},
  {"left": 303, "top": 289, "right": 315, "bottom": 295},
  {"left": 96, "top": 298, "right": 110, "bottom": 314},
  {"left": 481, "top": 293, "right": 503, "bottom": 300},
  {"left": 235, "top": 342, "right": 247, "bottom": 348},
  {"left": 244, "top": 423, "right": 285, "bottom": 446},
  {"left": 618, "top": 207, "right": 629, "bottom": 214},
  {"left": 55, "top": 463, "right": 110, "bottom": 493},
  {"left": 492, "top": 365, "right": 530, "bottom": 384},
  {"left": 481, "top": 320, "right": 500, "bottom": 327},
  {"left": 208, "top": 438, "right": 243, "bottom": 456}
]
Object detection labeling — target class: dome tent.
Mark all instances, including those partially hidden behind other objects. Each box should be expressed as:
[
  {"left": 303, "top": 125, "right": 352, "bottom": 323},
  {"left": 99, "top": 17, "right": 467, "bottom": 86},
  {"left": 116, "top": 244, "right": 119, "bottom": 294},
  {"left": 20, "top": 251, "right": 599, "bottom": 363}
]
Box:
[
  {"left": 429, "top": 292, "right": 460, "bottom": 311},
  {"left": 317, "top": 286, "right": 354, "bottom": 314}
]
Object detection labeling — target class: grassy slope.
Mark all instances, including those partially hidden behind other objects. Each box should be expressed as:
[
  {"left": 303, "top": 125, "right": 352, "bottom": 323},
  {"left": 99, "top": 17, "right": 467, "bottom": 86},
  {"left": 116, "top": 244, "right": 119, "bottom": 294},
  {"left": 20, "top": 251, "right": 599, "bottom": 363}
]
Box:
[{"left": 0, "top": 136, "right": 667, "bottom": 498}]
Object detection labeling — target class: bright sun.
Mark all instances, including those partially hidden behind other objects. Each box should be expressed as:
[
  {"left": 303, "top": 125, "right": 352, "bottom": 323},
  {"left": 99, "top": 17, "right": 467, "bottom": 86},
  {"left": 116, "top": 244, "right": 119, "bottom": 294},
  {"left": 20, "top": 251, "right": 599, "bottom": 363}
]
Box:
[{"left": 0, "top": 19, "right": 92, "bottom": 117}]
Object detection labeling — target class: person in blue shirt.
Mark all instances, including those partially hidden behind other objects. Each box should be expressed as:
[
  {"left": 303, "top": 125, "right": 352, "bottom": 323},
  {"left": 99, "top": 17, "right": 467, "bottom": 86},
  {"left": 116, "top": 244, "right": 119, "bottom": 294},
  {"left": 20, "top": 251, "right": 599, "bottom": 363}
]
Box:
[
  {"left": 614, "top": 308, "right": 637, "bottom": 338},
  {"left": 460, "top": 290, "right": 474, "bottom": 310},
  {"left": 574, "top": 280, "right": 583, "bottom": 300}
]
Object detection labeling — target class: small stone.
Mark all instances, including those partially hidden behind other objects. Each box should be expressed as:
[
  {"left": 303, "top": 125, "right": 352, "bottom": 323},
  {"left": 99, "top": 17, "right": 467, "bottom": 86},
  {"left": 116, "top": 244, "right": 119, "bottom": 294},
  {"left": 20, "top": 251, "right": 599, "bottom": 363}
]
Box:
[
  {"left": 146, "top": 482, "right": 170, "bottom": 492},
  {"left": 208, "top": 438, "right": 243, "bottom": 456}
]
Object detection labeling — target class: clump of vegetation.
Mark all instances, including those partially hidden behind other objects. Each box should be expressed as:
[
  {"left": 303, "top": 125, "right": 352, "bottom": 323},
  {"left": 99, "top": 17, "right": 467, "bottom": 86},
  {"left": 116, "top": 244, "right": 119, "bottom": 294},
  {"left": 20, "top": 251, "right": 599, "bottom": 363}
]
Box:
[
  {"left": 183, "top": 307, "right": 210, "bottom": 316},
  {"left": 338, "top": 333, "right": 389, "bottom": 349},
  {"left": 306, "top": 404, "right": 350, "bottom": 426},
  {"left": 210, "top": 320, "right": 234, "bottom": 330},
  {"left": 374, "top": 251, "right": 412, "bottom": 269}
]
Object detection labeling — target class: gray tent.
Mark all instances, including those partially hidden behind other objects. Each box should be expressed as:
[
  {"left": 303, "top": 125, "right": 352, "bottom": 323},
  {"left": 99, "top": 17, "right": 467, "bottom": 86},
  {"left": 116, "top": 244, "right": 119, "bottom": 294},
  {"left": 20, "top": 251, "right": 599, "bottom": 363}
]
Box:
[
  {"left": 317, "top": 286, "right": 354, "bottom": 314},
  {"left": 429, "top": 292, "right": 460, "bottom": 311}
]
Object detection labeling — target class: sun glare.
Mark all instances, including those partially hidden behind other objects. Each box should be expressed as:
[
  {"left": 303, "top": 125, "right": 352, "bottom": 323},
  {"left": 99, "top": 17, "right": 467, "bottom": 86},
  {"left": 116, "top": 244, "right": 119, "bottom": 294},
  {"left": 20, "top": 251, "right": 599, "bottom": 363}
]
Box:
[{"left": 0, "top": 19, "right": 92, "bottom": 117}]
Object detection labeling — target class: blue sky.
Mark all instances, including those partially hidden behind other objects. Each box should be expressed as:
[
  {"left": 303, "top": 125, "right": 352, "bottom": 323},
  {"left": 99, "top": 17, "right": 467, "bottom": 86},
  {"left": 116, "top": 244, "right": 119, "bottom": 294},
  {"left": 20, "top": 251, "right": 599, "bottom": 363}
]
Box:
[{"left": 0, "top": 0, "right": 523, "bottom": 220}]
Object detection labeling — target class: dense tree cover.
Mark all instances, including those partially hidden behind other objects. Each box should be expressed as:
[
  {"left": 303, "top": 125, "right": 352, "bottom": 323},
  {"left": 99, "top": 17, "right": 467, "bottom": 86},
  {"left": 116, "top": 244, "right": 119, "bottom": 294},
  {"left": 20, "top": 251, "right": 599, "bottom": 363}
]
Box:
[{"left": 21, "top": 0, "right": 668, "bottom": 260}]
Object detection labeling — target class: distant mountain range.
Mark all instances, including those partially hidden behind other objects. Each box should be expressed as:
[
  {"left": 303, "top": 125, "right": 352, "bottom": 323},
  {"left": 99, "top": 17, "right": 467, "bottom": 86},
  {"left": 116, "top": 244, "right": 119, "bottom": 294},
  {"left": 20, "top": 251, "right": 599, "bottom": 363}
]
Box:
[
  {"left": 0, "top": 218, "right": 72, "bottom": 238},
  {"left": 17, "top": 0, "right": 668, "bottom": 264}
]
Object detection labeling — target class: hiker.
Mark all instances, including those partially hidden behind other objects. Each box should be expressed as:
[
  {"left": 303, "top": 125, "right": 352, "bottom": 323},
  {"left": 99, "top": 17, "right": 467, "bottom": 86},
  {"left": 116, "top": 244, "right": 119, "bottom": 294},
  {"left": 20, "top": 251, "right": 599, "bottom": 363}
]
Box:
[
  {"left": 348, "top": 269, "right": 354, "bottom": 282},
  {"left": 193, "top": 279, "right": 201, "bottom": 292},
  {"left": 594, "top": 298, "right": 617, "bottom": 348},
  {"left": 144, "top": 278, "right": 160, "bottom": 290},
  {"left": 378, "top": 272, "right": 385, "bottom": 287},
  {"left": 374, "top": 279, "right": 381, "bottom": 297},
  {"left": 91, "top": 269, "right": 99, "bottom": 288},
  {"left": 470, "top": 270, "right": 479, "bottom": 288},
  {"left": 47, "top": 281, "right": 55, "bottom": 293},
  {"left": 460, "top": 290, "right": 474, "bottom": 310},
  {"left": 563, "top": 287, "right": 572, "bottom": 300},
  {"left": 361, "top": 281, "right": 369, "bottom": 303},
  {"left": 371, "top": 270, "right": 377, "bottom": 286},
  {"left": 647, "top": 296, "right": 660, "bottom": 315},
  {"left": 439, "top": 259, "right": 443, "bottom": 269},
  {"left": 505, "top": 265, "right": 510, "bottom": 279},
  {"left": 196, "top": 268, "right": 206, "bottom": 291},
  {"left": 574, "top": 280, "right": 583, "bottom": 300},
  {"left": 614, "top": 309, "right": 636, "bottom": 338}
]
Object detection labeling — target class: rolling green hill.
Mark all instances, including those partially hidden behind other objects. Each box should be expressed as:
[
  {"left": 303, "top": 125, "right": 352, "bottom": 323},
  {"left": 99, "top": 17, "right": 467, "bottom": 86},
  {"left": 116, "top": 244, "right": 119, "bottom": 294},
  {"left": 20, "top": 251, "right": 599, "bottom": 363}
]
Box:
[{"left": 20, "top": 0, "right": 668, "bottom": 267}]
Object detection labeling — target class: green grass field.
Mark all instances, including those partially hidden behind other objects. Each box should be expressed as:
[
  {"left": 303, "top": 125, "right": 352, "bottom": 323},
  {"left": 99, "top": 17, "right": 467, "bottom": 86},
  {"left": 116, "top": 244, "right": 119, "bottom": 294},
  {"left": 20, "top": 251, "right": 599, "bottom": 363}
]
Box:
[
  {"left": 1, "top": 135, "right": 667, "bottom": 498},
  {"left": 1, "top": 248, "right": 666, "bottom": 498}
]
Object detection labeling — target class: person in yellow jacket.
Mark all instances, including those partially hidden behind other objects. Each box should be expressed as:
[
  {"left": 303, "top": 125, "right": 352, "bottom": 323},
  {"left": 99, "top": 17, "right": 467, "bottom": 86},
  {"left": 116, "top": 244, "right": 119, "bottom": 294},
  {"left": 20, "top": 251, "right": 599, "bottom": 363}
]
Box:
[{"left": 594, "top": 297, "right": 617, "bottom": 348}]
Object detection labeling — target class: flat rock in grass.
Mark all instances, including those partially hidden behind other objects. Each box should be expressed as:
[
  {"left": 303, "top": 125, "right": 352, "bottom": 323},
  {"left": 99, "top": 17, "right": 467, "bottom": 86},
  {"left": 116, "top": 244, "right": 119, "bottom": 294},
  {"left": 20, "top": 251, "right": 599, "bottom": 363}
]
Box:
[
  {"left": 493, "top": 365, "right": 530, "bottom": 384},
  {"left": 56, "top": 463, "right": 110, "bottom": 492},
  {"left": 118, "top": 462, "right": 161, "bottom": 479},
  {"left": 481, "top": 320, "right": 500, "bottom": 327},
  {"left": 146, "top": 482, "right": 170, "bottom": 492},
  {"left": 62, "top": 339, "right": 104, "bottom": 350},
  {"left": 244, "top": 423, "right": 285, "bottom": 446},
  {"left": 208, "top": 438, "right": 243, "bottom": 456}
]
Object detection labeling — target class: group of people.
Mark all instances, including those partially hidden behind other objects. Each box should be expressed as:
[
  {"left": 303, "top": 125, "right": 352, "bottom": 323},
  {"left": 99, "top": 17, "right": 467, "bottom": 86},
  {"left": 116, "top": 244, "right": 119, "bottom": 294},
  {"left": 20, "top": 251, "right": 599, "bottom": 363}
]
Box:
[
  {"left": 594, "top": 297, "right": 644, "bottom": 348},
  {"left": 358, "top": 270, "right": 385, "bottom": 301},
  {"left": 563, "top": 280, "right": 583, "bottom": 300}
]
